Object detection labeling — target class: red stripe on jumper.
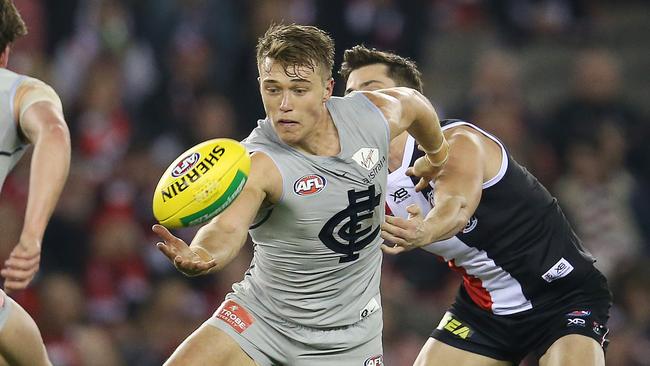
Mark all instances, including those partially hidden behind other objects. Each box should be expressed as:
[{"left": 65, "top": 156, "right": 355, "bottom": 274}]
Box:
[
  {"left": 448, "top": 259, "right": 493, "bottom": 311},
  {"left": 385, "top": 203, "right": 393, "bottom": 216}
]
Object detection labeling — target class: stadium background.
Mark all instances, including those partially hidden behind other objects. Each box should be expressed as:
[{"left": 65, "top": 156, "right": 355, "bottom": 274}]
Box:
[{"left": 1, "top": 0, "right": 649, "bottom": 365}]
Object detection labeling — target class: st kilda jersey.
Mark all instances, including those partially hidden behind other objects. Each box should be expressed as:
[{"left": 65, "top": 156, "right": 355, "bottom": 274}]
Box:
[{"left": 386, "top": 119, "right": 599, "bottom": 315}]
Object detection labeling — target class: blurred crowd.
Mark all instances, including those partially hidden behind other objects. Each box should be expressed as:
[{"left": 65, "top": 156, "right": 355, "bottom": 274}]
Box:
[{"left": 1, "top": 1, "right": 649, "bottom": 365}]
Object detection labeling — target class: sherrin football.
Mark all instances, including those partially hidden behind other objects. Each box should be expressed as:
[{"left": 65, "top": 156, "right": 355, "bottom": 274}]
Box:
[{"left": 153, "top": 138, "right": 250, "bottom": 228}]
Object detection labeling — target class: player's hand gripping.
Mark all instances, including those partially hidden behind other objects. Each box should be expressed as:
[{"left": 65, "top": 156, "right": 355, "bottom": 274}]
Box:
[
  {"left": 407, "top": 143, "right": 448, "bottom": 192},
  {"left": 153, "top": 224, "right": 217, "bottom": 277},
  {"left": 381, "top": 204, "right": 430, "bottom": 254},
  {"left": 1, "top": 236, "right": 42, "bottom": 293}
]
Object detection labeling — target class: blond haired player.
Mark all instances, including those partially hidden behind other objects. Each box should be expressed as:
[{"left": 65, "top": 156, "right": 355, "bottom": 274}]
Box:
[
  {"left": 152, "top": 24, "right": 448, "bottom": 366},
  {"left": 0, "top": 1, "right": 71, "bottom": 365}
]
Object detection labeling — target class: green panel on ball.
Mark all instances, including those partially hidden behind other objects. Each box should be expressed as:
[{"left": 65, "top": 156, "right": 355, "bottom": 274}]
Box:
[{"left": 179, "top": 170, "right": 248, "bottom": 227}]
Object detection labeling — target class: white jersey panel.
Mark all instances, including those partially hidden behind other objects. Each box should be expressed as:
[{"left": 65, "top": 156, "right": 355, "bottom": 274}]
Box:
[
  {"left": 422, "top": 237, "right": 532, "bottom": 315},
  {"left": 385, "top": 135, "right": 433, "bottom": 218}
]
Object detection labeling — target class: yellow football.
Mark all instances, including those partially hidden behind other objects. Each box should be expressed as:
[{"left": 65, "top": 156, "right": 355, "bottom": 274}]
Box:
[{"left": 152, "top": 138, "right": 250, "bottom": 228}]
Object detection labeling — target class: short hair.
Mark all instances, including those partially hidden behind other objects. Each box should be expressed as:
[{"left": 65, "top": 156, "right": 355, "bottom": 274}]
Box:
[
  {"left": 0, "top": 0, "right": 27, "bottom": 52},
  {"left": 256, "top": 24, "right": 335, "bottom": 81},
  {"left": 339, "top": 45, "right": 423, "bottom": 92}
]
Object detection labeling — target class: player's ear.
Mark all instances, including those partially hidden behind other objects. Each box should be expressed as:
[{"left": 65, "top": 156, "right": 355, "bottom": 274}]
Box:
[
  {"left": 0, "top": 45, "right": 10, "bottom": 68},
  {"left": 323, "top": 78, "right": 334, "bottom": 101}
]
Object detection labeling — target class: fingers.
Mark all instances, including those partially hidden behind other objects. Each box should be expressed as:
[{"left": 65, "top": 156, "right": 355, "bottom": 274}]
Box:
[
  {"left": 381, "top": 244, "right": 406, "bottom": 255},
  {"left": 382, "top": 216, "right": 413, "bottom": 237},
  {"left": 172, "top": 256, "right": 218, "bottom": 277},
  {"left": 382, "top": 210, "right": 426, "bottom": 251},
  {"left": 406, "top": 166, "right": 434, "bottom": 192},
  {"left": 383, "top": 214, "right": 404, "bottom": 226},
  {"left": 406, "top": 204, "right": 422, "bottom": 218},
  {"left": 4, "top": 250, "right": 39, "bottom": 261},
  {"left": 4, "top": 254, "right": 40, "bottom": 271},
  {"left": 3, "top": 271, "right": 36, "bottom": 291},
  {"left": 152, "top": 224, "right": 174, "bottom": 241},
  {"left": 4, "top": 278, "right": 34, "bottom": 293},
  {"left": 414, "top": 178, "right": 430, "bottom": 192},
  {"left": 152, "top": 225, "right": 192, "bottom": 255},
  {"left": 2, "top": 262, "right": 39, "bottom": 293},
  {"left": 380, "top": 228, "right": 411, "bottom": 248},
  {"left": 156, "top": 241, "right": 179, "bottom": 263},
  {"left": 156, "top": 241, "right": 217, "bottom": 277}
]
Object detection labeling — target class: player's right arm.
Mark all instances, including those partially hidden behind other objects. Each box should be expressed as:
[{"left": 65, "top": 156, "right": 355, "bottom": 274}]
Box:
[
  {"left": 2, "top": 79, "right": 71, "bottom": 293},
  {"left": 381, "top": 127, "right": 491, "bottom": 252},
  {"left": 362, "top": 87, "right": 448, "bottom": 188},
  {"left": 153, "top": 151, "right": 281, "bottom": 276}
]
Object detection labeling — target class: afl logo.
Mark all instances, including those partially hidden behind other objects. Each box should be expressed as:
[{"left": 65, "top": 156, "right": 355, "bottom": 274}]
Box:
[
  {"left": 171, "top": 152, "right": 200, "bottom": 177},
  {"left": 462, "top": 216, "right": 478, "bottom": 233},
  {"left": 293, "top": 174, "right": 326, "bottom": 196},
  {"left": 364, "top": 355, "right": 384, "bottom": 366}
]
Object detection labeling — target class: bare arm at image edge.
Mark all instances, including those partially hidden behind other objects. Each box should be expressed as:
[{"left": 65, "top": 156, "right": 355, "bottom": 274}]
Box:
[{"left": 1, "top": 79, "right": 71, "bottom": 293}]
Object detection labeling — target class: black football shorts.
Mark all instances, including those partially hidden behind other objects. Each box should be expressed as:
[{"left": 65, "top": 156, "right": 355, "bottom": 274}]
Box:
[{"left": 431, "top": 272, "right": 611, "bottom": 364}]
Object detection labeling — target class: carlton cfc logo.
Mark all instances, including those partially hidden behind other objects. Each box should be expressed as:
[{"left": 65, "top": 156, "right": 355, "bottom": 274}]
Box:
[
  {"left": 171, "top": 152, "right": 200, "bottom": 177},
  {"left": 294, "top": 174, "right": 327, "bottom": 196}
]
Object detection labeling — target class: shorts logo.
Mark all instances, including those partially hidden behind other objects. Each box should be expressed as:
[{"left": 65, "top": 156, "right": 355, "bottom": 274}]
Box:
[
  {"left": 364, "top": 355, "right": 384, "bottom": 366},
  {"left": 293, "top": 174, "right": 326, "bottom": 196},
  {"left": 542, "top": 257, "right": 574, "bottom": 283},
  {"left": 171, "top": 152, "right": 200, "bottom": 177},
  {"left": 215, "top": 300, "right": 254, "bottom": 334},
  {"left": 352, "top": 148, "right": 380, "bottom": 170},
  {"left": 436, "top": 312, "right": 473, "bottom": 339},
  {"left": 566, "top": 310, "right": 591, "bottom": 317},
  {"left": 567, "top": 318, "right": 586, "bottom": 327},
  {"left": 462, "top": 216, "right": 478, "bottom": 233},
  {"left": 592, "top": 321, "right": 607, "bottom": 337}
]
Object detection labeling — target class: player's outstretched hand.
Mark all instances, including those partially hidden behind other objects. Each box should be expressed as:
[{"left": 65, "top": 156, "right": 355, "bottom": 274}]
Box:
[
  {"left": 381, "top": 204, "right": 430, "bottom": 255},
  {"left": 152, "top": 224, "right": 217, "bottom": 277},
  {"left": 1, "top": 237, "right": 41, "bottom": 293}
]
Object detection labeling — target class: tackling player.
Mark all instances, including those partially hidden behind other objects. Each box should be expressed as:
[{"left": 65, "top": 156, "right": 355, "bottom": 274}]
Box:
[{"left": 341, "top": 45, "right": 611, "bottom": 366}]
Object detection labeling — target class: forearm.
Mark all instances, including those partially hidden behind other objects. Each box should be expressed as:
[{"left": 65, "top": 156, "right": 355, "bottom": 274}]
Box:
[
  {"left": 405, "top": 94, "right": 448, "bottom": 167},
  {"left": 422, "top": 194, "right": 469, "bottom": 244},
  {"left": 22, "top": 124, "right": 70, "bottom": 241},
  {"left": 189, "top": 220, "right": 248, "bottom": 272}
]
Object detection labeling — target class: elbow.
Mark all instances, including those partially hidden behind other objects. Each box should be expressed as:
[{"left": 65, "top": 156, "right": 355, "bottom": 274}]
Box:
[
  {"left": 446, "top": 194, "right": 472, "bottom": 234},
  {"left": 39, "top": 121, "right": 71, "bottom": 150},
  {"left": 50, "top": 121, "right": 71, "bottom": 145},
  {"left": 453, "top": 215, "right": 471, "bottom": 234}
]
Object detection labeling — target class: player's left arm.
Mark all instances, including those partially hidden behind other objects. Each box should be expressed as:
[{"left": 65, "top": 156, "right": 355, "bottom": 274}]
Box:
[
  {"left": 381, "top": 127, "right": 484, "bottom": 253},
  {"left": 2, "top": 79, "right": 71, "bottom": 293}
]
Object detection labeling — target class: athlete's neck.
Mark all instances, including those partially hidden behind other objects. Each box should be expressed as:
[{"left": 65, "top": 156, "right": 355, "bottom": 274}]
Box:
[{"left": 295, "top": 108, "right": 340, "bottom": 157}]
